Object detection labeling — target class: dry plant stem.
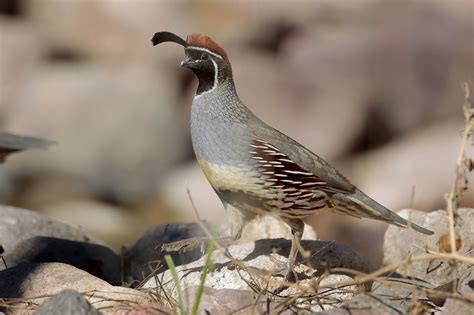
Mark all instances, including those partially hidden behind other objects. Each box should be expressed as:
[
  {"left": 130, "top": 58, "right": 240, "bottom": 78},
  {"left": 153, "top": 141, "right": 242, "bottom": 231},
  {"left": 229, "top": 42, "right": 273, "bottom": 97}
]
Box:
[{"left": 445, "top": 83, "right": 472, "bottom": 254}]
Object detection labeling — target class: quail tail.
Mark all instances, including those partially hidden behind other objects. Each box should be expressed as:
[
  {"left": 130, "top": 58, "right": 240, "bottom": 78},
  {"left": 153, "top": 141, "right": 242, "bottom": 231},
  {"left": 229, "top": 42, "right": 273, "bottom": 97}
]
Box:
[{"left": 332, "top": 191, "right": 434, "bottom": 235}]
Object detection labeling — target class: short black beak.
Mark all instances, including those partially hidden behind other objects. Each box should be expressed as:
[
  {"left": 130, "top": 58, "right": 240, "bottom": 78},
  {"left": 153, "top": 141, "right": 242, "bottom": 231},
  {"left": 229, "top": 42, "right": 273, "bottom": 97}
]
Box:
[{"left": 180, "top": 57, "right": 193, "bottom": 68}]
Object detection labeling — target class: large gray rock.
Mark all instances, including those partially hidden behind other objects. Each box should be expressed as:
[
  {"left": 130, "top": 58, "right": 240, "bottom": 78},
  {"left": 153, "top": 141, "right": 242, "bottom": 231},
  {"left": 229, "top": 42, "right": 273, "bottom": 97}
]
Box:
[
  {"left": 0, "top": 262, "right": 164, "bottom": 315},
  {"left": 183, "top": 286, "right": 314, "bottom": 315},
  {"left": 33, "top": 290, "right": 101, "bottom": 315},
  {"left": 42, "top": 199, "right": 143, "bottom": 250},
  {"left": 0, "top": 17, "right": 47, "bottom": 113},
  {"left": 384, "top": 208, "right": 473, "bottom": 287},
  {"left": 0, "top": 206, "right": 99, "bottom": 257},
  {"left": 144, "top": 240, "right": 372, "bottom": 311},
  {"left": 3, "top": 63, "right": 186, "bottom": 204},
  {"left": 347, "top": 121, "right": 474, "bottom": 212},
  {"left": 283, "top": 2, "right": 472, "bottom": 140}
]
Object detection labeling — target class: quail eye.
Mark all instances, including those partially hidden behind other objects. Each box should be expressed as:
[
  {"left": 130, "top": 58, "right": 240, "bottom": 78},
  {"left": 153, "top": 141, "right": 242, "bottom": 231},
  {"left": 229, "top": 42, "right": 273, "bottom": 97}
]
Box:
[{"left": 200, "top": 54, "right": 209, "bottom": 61}]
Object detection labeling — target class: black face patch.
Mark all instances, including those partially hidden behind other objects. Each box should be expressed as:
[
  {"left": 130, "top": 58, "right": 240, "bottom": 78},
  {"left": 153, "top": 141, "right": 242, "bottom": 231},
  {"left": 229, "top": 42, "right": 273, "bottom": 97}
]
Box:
[{"left": 185, "top": 49, "right": 216, "bottom": 95}]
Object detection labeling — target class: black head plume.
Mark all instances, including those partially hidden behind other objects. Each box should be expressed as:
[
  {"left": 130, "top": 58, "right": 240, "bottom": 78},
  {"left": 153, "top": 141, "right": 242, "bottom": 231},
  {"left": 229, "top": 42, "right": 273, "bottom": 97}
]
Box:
[{"left": 151, "top": 31, "right": 188, "bottom": 47}]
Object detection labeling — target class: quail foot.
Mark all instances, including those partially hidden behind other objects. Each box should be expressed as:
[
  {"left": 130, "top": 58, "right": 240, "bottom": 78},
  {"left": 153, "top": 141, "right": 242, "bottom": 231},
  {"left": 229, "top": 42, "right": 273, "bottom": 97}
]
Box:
[{"left": 152, "top": 31, "right": 434, "bottom": 282}]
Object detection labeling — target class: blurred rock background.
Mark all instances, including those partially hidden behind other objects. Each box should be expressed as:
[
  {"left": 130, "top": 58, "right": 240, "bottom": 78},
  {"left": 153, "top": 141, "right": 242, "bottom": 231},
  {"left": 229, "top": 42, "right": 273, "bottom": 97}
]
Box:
[{"left": 0, "top": 0, "right": 472, "bottom": 265}]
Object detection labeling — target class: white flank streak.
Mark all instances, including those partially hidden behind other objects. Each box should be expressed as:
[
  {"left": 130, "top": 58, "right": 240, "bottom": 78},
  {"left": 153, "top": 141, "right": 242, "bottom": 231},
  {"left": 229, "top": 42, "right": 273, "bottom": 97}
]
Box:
[
  {"left": 287, "top": 192, "right": 302, "bottom": 196},
  {"left": 278, "top": 158, "right": 294, "bottom": 163},
  {"left": 300, "top": 182, "right": 325, "bottom": 186},
  {"left": 250, "top": 144, "right": 268, "bottom": 149},
  {"left": 264, "top": 143, "right": 279, "bottom": 151},
  {"left": 283, "top": 170, "right": 314, "bottom": 176},
  {"left": 268, "top": 152, "right": 286, "bottom": 156}
]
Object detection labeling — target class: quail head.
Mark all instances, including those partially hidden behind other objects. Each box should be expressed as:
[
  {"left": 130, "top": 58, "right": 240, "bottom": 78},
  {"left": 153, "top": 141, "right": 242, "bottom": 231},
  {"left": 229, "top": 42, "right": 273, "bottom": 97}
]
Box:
[{"left": 152, "top": 31, "right": 433, "bottom": 280}]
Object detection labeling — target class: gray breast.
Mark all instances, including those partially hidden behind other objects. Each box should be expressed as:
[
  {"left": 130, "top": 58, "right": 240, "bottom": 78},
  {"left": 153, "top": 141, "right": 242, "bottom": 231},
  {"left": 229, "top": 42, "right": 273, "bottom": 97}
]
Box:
[{"left": 190, "top": 88, "right": 252, "bottom": 166}]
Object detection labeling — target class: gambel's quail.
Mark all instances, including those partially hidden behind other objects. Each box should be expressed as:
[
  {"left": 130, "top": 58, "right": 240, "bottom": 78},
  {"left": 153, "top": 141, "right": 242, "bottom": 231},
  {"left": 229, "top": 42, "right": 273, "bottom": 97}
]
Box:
[{"left": 152, "top": 31, "right": 433, "bottom": 279}]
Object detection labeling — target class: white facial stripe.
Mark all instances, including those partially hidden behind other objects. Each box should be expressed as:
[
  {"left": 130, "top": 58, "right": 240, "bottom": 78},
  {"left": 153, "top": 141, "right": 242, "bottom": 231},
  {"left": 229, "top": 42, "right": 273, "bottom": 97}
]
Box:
[
  {"left": 186, "top": 46, "right": 223, "bottom": 60},
  {"left": 195, "top": 58, "right": 219, "bottom": 99}
]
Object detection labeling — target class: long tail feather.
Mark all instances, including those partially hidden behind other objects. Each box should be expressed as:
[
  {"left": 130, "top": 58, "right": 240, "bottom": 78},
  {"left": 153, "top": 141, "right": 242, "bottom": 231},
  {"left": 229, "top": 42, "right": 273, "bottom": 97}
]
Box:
[{"left": 332, "top": 191, "right": 434, "bottom": 235}]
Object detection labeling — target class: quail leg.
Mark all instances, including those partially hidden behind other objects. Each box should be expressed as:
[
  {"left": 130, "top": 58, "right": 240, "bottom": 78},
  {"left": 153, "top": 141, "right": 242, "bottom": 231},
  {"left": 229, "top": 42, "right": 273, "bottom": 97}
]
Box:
[{"left": 283, "top": 219, "right": 304, "bottom": 282}]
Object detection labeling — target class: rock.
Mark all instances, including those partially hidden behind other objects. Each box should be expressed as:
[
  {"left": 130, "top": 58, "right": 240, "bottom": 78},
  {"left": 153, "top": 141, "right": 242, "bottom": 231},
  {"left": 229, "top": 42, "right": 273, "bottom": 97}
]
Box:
[
  {"left": 24, "top": 0, "right": 189, "bottom": 62},
  {"left": 436, "top": 270, "right": 474, "bottom": 313},
  {"left": 5, "top": 236, "right": 121, "bottom": 285},
  {"left": 33, "top": 289, "right": 101, "bottom": 315},
  {"left": 3, "top": 63, "right": 186, "bottom": 204},
  {"left": 42, "top": 199, "right": 142, "bottom": 249},
  {"left": 183, "top": 286, "right": 314, "bottom": 315},
  {"left": 0, "top": 17, "right": 47, "bottom": 113},
  {"left": 346, "top": 121, "right": 474, "bottom": 212},
  {"left": 123, "top": 222, "right": 207, "bottom": 286},
  {"left": 458, "top": 269, "right": 474, "bottom": 296},
  {"left": 334, "top": 293, "right": 411, "bottom": 315},
  {"left": 383, "top": 208, "right": 473, "bottom": 287},
  {"left": 440, "top": 298, "right": 473, "bottom": 315},
  {"left": 0, "top": 262, "right": 165, "bottom": 315},
  {"left": 283, "top": 2, "right": 472, "bottom": 142},
  {"left": 144, "top": 240, "right": 372, "bottom": 311},
  {"left": 0, "top": 206, "right": 99, "bottom": 257}
]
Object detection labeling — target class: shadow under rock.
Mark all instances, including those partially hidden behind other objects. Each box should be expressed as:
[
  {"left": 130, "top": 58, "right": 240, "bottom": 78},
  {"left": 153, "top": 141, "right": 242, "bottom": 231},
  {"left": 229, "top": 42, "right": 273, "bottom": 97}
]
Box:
[
  {"left": 0, "top": 262, "right": 38, "bottom": 299},
  {"left": 4, "top": 236, "right": 121, "bottom": 285}
]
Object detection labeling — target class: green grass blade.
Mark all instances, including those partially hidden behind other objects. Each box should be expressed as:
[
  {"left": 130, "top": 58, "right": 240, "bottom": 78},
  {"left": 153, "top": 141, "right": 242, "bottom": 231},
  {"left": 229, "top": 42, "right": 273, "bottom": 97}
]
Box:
[
  {"left": 191, "top": 241, "right": 215, "bottom": 315},
  {"left": 164, "top": 254, "right": 187, "bottom": 315}
]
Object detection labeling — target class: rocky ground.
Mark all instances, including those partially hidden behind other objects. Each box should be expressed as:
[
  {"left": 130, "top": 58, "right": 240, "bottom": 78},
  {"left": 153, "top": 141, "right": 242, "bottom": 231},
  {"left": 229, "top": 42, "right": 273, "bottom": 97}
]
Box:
[{"left": 0, "top": 205, "right": 472, "bottom": 314}]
